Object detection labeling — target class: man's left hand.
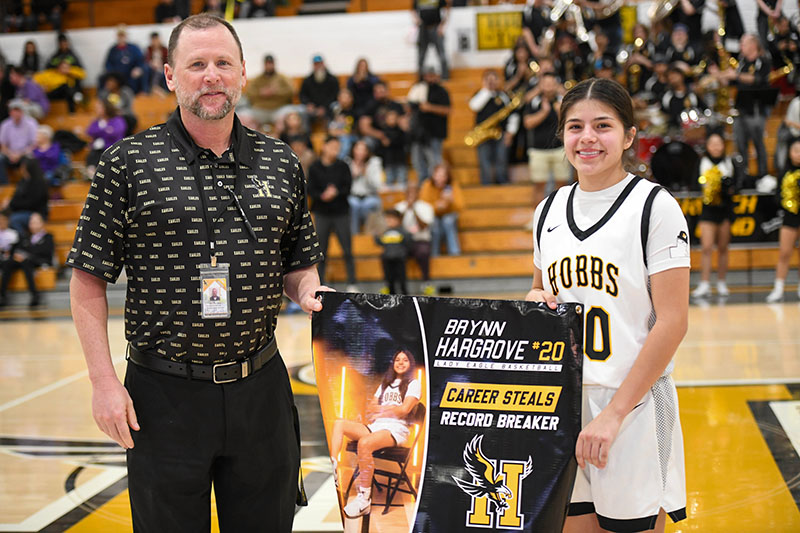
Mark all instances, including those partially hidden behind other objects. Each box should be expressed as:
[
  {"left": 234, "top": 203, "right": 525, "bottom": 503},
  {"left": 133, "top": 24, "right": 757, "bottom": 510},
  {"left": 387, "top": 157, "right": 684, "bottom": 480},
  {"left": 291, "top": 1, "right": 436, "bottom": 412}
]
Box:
[{"left": 300, "top": 285, "right": 335, "bottom": 315}]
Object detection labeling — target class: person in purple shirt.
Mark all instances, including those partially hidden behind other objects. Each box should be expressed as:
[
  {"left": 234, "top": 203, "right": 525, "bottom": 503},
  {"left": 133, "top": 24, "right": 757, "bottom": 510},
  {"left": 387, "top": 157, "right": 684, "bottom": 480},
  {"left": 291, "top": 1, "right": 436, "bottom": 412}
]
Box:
[
  {"left": 8, "top": 67, "right": 50, "bottom": 119},
  {"left": 32, "top": 125, "right": 67, "bottom": 186},
  {"left": 0, "top": 100, "right": 39, "bottom": 185},
  {"left": 103, "top": 26, "right": 149, "bottom": 94},
  {"left": 85, "top": 98, "right": 126, "bottom": 178}
]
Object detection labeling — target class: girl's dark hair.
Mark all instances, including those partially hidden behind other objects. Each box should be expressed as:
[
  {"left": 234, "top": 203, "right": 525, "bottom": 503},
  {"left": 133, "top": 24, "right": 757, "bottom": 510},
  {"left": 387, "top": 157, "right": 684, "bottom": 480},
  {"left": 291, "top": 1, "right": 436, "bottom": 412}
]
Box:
[
  {"left": 23, "top": 157, "right": 45, "bottom": 184},
  {"left": 350, "top": 139, "right": 372, "bottom": 161},
  {"left": 378, "top": 349, "right": 415, "bottom": 404},
  {"left": 556, "top": 78, "right": 637, "bottom": 171}
]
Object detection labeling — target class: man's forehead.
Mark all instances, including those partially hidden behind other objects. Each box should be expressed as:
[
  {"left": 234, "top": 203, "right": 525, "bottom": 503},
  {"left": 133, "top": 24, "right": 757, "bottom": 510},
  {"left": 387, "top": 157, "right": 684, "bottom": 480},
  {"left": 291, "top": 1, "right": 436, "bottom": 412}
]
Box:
[{"left": 174, "top": 26, "right": 240, "bottom": 60}]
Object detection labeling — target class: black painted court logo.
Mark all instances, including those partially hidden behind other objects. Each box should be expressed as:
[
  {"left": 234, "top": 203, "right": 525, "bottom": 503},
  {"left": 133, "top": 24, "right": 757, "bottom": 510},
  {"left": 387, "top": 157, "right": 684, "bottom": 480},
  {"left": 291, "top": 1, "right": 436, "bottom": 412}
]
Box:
[{"left": 452, "top": 434, "right": 532, "bottom": 529}]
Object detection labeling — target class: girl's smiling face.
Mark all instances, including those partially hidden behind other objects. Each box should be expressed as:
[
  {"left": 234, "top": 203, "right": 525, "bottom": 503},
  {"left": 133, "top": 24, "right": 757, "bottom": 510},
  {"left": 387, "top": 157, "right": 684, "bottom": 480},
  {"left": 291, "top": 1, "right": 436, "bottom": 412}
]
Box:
[
  {"left": 393, "top": 352, "right": 410, "bottom": 375},
  {"left": 563, "top": 99, "right": 635, "bottom": 187}
]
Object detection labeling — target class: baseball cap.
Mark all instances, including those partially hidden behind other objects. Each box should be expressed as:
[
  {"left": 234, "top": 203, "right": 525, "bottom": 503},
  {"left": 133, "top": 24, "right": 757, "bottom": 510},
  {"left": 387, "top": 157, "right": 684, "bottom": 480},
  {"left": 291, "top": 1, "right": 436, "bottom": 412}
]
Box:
[{"left": 313, "top": 55, "right": 323, "bottom": 63}]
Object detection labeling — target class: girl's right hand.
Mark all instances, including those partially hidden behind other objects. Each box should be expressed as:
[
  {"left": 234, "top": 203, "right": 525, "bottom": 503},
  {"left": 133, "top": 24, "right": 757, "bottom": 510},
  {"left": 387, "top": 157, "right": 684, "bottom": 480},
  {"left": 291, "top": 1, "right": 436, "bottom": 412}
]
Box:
[{"left": 525, "top": 288, "right": 557, "bottom": 310}]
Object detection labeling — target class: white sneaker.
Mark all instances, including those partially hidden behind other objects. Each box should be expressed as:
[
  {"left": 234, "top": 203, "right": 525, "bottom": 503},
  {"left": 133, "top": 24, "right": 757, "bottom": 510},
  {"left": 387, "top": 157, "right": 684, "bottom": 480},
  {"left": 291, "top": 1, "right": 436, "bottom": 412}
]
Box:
[
  {"left": 692, "top": 282, "right": 711, "bottom": 298},
  {"left": 766, "top": 287, "right": 784, "bottom": 303},
  {"left": 716, "top": 282, "right": 730, "bottom": 297},
  {"left": 343, "top": 490, "right": 371, "bottom": 518},
  {"left": 330, "top": 457, "right": 339, "bottom": 490}
]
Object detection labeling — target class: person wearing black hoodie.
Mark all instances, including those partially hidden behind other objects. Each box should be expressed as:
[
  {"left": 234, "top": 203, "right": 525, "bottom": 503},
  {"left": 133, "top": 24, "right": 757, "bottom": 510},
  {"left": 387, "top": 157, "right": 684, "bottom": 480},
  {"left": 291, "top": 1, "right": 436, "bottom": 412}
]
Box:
[
  {"left": 299, "top": 55, "right": 340, "bottom": 125},
  {"left": 4, "top": 157, "right": 49, "bottom": 234},
  {"left": 0, "top": 211, "right": 53, "bottom": 307}
]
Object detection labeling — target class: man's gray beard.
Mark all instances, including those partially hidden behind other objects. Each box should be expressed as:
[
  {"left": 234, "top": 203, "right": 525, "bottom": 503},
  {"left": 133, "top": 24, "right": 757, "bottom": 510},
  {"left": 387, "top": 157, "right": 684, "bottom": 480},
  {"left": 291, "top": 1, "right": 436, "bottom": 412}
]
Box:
[{"left": 177, "top": 85, "right": 241, "bottom": 121}]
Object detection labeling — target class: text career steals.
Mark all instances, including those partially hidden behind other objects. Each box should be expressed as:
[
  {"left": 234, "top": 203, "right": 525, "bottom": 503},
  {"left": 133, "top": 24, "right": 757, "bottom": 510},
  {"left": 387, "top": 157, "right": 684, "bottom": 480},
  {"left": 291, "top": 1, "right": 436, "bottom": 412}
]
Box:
[{"left": 439, "top": 383, "right": 563, "bottom": 431}]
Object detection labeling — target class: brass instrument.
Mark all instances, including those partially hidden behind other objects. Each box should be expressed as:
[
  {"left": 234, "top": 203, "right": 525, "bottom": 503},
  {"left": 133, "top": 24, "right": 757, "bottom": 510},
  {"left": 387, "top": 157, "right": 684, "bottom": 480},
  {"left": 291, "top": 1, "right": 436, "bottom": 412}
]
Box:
[
  {"left": 713, "top": 0, "right": 737, "bottom": 114},
  {"left": 699, "top": 165, "right": 723, "bottom": 205},
  {"left": 464, "top": 88, "right": 526, "bottom": 147},
  {"left": 781, "top": 169, "right": 800, "bottom": 214},
  {"left": 584, "top": 0, "right": 624, "bottom": 20},
  {"left": 768, "top": 59, "right": 795, "bottom": 83},
  {"left": 549, "top": 0, "right": 590, "bottom": 43},
  {"left": 648, "top": 0, "right": 679, "bottom": 22},
  {"left": 618, "top": 37, "right": 645, "bottom": 94}
]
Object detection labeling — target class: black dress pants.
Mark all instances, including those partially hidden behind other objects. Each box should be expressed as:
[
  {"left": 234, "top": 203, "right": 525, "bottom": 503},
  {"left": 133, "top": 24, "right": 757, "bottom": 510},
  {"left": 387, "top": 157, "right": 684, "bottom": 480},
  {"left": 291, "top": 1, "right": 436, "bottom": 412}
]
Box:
[{"left": 124, "top": 354, "right": 300, "bottom": 533}]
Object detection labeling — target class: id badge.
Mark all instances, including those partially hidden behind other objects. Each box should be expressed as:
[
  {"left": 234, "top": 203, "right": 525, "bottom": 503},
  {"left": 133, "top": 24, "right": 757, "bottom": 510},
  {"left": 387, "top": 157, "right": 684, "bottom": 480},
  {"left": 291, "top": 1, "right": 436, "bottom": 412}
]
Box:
[{"left": 199, "top": 263, "right": 231, "bottom": 319}]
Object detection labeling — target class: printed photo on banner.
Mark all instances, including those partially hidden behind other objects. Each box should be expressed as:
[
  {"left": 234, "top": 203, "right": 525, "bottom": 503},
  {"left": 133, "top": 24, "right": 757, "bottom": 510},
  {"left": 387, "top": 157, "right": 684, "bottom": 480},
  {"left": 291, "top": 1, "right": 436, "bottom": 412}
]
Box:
[{"left": 312, "top": 293, "right": 584, "bottom": 532}]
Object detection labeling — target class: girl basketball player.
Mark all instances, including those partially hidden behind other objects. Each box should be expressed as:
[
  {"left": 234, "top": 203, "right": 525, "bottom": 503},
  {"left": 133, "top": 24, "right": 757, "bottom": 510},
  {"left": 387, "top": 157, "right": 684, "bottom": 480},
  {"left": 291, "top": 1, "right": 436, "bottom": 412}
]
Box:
[
  {"left": 766, "top": 137, "right": 800, "bottom": 303},
  {"left": 526, "top": 78, "right": 690, "bottom": 533},
  {"left": 329, "top": 349, "right": 421, "bottom": 518},
  {"left": 692, "top": 132, "right": 736, "bottom": 298}
]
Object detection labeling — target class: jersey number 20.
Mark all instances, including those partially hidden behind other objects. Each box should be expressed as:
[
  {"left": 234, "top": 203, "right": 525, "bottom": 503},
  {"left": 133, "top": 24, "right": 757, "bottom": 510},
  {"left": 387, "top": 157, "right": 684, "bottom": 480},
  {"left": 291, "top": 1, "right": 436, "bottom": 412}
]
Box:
[{"left": 585, "top": 307, "right": 611, "bottom": 361}]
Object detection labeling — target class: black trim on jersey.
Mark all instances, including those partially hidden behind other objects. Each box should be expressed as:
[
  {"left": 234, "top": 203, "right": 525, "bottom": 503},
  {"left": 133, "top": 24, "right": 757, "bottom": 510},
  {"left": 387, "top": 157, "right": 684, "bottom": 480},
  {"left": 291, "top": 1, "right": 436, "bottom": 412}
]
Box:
[
  {"left": 536, "top": 189, "right": 560, "bottom": 246},
  {"left": 567, "top": 502, "right": 595, "bottom": 516},
  {"left": 568, "top": 503, "right": 687, "bottom": 531},
  {"left": 566, "top": 177, "right": 643, "bottom": 241},
  {"left": 641, "top": 185, "right": 666, "bottom": 269}
]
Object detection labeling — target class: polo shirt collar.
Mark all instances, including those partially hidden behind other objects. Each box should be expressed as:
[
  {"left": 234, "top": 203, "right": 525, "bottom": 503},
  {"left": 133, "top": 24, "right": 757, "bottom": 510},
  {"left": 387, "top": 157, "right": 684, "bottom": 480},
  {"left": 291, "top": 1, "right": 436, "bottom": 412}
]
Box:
[{"left": 166, "top": 108, "right": 257, "bottom": 167}]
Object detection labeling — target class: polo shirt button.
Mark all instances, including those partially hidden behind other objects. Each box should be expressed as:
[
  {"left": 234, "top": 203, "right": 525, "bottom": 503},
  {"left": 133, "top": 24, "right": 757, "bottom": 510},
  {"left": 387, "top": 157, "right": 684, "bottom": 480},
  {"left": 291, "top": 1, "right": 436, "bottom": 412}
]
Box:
[{"left": 217, "top": 181, "right": 223, "bottom": 187}]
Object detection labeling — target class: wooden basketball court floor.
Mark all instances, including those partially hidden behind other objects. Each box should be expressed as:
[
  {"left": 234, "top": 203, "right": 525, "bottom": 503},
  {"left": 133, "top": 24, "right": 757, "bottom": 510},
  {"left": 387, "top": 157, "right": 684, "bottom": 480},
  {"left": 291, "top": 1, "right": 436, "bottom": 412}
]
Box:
[{"left": 1, "top": 296, "right": 799, "bottom": 532}]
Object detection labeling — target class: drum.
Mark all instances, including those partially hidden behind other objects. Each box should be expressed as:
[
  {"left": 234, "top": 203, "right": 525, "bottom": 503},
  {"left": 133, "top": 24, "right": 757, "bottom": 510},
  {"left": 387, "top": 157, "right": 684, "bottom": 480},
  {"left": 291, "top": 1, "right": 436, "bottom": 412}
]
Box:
[{"left": 650, "top": 141, "right": 700, "bottom": 192}]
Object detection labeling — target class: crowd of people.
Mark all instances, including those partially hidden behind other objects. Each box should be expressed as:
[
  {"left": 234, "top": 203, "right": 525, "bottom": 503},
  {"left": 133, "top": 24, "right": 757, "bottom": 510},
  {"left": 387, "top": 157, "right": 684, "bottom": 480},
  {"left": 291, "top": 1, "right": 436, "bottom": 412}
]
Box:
[{"left": 1, "top": 0, "right": 800, "bottom": 302}]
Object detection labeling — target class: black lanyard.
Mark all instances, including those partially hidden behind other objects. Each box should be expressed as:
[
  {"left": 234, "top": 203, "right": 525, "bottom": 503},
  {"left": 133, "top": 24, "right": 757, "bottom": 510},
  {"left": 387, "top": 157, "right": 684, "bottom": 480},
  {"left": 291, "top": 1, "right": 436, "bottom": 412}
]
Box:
[{"left": 192, "top": 152, "right": 257, "bottom": 267}]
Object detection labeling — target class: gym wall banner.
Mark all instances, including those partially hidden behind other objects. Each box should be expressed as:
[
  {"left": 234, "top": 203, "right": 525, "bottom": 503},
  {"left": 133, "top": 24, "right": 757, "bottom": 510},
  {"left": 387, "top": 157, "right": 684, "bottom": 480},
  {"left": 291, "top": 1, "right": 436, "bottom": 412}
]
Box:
[{"left": 312, "top": 292, "right": 583, "bottom": 532}]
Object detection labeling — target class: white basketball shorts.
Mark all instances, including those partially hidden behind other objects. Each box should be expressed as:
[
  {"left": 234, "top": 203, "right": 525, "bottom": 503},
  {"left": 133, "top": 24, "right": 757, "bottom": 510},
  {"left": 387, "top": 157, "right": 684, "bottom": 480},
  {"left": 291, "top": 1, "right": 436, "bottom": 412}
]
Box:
[
  {"left": 569, "top": 375, "right": 687, "bottom": 532},
  {"left": 368, "top": 417, "right": 410, "bottom": 446}
]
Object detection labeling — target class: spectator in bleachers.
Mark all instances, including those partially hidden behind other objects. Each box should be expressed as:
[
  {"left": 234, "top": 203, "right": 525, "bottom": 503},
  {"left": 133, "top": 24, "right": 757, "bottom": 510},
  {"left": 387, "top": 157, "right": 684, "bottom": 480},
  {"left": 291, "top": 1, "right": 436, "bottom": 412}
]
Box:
[
  {"left": 97, "top": 73, "right": 137, "bottom": 135},
  {"left": 766, "top": 136, "right": 800, "bottom": 303},
  {"left": 279, "top": 111, "right": 312, "bottom": 149},
  {"left": 155, "top": 0, "right": 182, "bottom": 23},
  {"left": 0, "top": 212, "right": 53, "bottom": 308},
  {"left": 239, "top": 0, "right": 275, "bottom": 18},
  {"left": 8, "top": 67, "right": 49, "bottom": 119},
  {"left": 643, "top": 54, "right": 670, "bottom": 105},
  {"left": 20, "top": 41, "right": 41, "bottom": 75},
  {"left": 347, "top": 58, "right": 380, "bottom": 117},
  {"left": 769, "top": 16, "right": 800, "bottom": 95},
  {"left": 693, "top": 132, "right": 736, "bottom": 299},
  {"left": 201, "top": 0, "right": 225, "bottom": 18},
  {"left": 146, "top": 32, "right": 169, "bottom": 93},
  {"left": 347, "top": 139, "right": 384, "bottom": 236},
  {"left": 664, "top": 24, "right": 702, "bottom": 77},
  {"left": 33, "top": 57, "right": 86, "bottom": 114},
  {"left": 524, "top": 72, "right": 569, "bottom": 207},
  {"left": 242, "top": 54, "right": 296, "bottom": 130},
  {"left": 719, "top": 34, "right": 773, "bottom": 178},
  {"left": 85, "top": 98, "right": 126, "bottom": 178},
  {"left": 757, "top": 0, "right": 784, "bottom": 47},
  {"left": 420, "top": 163, "right": 462, "bottom": 256},
  {"left": 0, "top": 210, "right": 19, "bottom": 269},
  {"left": 2, "top": 157, "right": 48, "bottom": 234},
  {"left": 394, "top": 181, "right": 434, "bottom": 295},
  {"left": 300, "top": 55, "right": 340, "bottom": 127},
  {"left": 776, "top": 90, "right": 800, "bottom": 171},
  {"left": 307, "top": 136, "right": 358, "bottom": 290},
  {"left": 407, "top": 67, "right": 450, "bottom": 183},
  {"left": 2, "top": 1, "right": 35, "bottom": 32},
  {"left": 32, "top": 125, "right": 68, "bottom": 186},
  {"left": 32, "top": 0, "right": 66, "bottom": 32},
  {"left": 359, "top": 81, "right": 403, "bottom": 152},
  {"left": 413, "top": 0, "right": 449, "bottom": 80},
  {"left": 103, "top": 26, "right": 149, "bottom": 94},
  {"left": 328, "top": 87, "right": 358, "bottom": 158},
  {"left": 469, "top": 69, "right": 519, "bottom": 185},
  {"left": 661, "top": 65, "right": 706, "bottom": 130},
  {"left": 378, "top": 108, "right": 408, "bottom": 188},
  {"left": 0, "top": 100, "right": 38, "bottom": 185},
  {"left": 47, "top": 33, "right": 83, "bottom": 71},
  {"left": 374, "top": 209, "right": 410, "bottom": 295}
]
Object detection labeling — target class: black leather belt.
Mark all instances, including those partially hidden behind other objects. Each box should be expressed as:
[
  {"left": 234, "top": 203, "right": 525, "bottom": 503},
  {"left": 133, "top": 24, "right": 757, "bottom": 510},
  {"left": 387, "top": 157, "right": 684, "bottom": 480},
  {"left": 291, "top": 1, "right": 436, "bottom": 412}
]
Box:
[{"left": 127, "top": 338, "right": 278, "bottom": 384}]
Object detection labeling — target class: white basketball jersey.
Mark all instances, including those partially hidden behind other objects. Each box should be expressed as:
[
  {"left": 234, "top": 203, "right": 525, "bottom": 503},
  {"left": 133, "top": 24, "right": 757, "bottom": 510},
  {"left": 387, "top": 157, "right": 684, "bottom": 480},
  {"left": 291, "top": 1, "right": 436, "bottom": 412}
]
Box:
[{"left": 535, "top": 176, "right": 690, "bottom": 388}]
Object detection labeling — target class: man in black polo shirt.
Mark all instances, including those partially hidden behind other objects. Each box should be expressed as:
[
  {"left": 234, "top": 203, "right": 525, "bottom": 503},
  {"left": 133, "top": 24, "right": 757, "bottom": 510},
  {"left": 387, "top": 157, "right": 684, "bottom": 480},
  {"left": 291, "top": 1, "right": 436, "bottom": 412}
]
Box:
[{"left": 68, "top": 14, "right": 325, "bottom": 532}]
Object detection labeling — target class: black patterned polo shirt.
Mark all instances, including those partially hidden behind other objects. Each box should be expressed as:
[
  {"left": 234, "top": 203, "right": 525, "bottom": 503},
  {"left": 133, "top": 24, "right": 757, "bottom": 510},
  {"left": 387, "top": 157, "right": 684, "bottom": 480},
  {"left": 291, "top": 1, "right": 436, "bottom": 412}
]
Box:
[{"left": 67, "top": 109, "right": 322, "bottom": 363}]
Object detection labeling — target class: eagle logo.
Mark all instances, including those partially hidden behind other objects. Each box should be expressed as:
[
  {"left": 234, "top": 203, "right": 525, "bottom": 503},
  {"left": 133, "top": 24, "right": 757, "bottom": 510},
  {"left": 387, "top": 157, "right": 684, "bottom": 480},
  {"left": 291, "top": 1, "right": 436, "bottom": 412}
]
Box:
[{"left": 452, "top": 434, "right": 533, "bottom": 515}]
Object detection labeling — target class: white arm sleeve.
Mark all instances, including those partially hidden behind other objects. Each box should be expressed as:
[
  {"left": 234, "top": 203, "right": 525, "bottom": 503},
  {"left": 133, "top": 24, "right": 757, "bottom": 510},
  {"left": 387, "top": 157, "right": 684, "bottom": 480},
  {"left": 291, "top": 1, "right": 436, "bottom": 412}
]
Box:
[
  {"left": 469, "top": 89, "right": 493, "bottom": 112},
  {"left": 646, "top": 191, "right": 691, "bottom": 275}
]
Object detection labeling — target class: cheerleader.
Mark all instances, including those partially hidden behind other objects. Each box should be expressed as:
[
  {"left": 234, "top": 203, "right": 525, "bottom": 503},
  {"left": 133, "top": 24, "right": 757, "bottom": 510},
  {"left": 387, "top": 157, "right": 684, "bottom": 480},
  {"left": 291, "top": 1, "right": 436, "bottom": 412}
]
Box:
[
  {"left": 692, "top": 132, "right": 736, "bottom": 298},
  {"left": 766, "top": 137, "right": 800, "bottom": 302}
]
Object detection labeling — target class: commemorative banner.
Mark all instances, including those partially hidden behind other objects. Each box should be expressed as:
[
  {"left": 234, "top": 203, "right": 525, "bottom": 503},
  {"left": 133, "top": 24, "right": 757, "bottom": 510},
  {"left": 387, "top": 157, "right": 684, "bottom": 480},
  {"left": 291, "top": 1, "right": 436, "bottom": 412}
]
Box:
[{"left": 312, "top": 292, "right": 583, "bottom": 532}]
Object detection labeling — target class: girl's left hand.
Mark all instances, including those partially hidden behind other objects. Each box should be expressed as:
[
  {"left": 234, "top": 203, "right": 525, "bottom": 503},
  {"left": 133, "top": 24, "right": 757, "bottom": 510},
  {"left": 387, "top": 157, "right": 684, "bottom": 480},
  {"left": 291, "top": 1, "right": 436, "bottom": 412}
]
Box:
[{"left": 574, "top": 407, "right": 624, "bottom": 469}]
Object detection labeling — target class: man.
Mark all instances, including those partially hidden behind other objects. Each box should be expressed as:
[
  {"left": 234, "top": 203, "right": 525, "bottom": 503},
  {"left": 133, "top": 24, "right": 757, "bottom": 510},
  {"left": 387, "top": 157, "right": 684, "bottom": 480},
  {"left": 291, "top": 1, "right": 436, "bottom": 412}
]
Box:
[
  {"left": 357, "top": 81, "right": 404, "bottom": 152},
  {"left": 408, "top": 67, "right": 450, "bottom": 182},
  {"left": 8, "top": 66, "right": 50, "bottom": 119},
  {"left": 664, "top": 24, "right": 702, "bottom": 76},
  {"left": 413, "top": 0, "right": 450, "bottom": 80},
  {"left": 307, "top": 136, "right": 357, "bottom": 290},
  {"left": 468, "top": 69, "right": 519, "bottom": 185},
  {"left": 523, "top": 72, "right": 569, "bottom": 208},
  {"left": 103, "top": 25, "right": 149, "bottom": 94},
  {"left": 243, "top": 54, "right": 297, "bottom": 129},
  {"left": 299, "top": 55, "right": 340, "bottom": 126},
  {"left": 668, "top": 0, "right": 705, "bottom": 48},
  {"left": 719, "top": 34, "right": 773, "bottom": 178},
  {"left": 68, "top": 14, "right": 326, "bottom": 532},
  {"left": 0, "top": 100, "right": 38, "bottom": 185},
  {"left": 661, "top": 65, "right": 706, "bottom": 130}
]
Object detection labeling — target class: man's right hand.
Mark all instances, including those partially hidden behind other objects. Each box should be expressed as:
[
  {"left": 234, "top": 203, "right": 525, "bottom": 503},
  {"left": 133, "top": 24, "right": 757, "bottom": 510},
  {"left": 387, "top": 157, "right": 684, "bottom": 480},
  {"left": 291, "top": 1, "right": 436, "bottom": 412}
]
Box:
[{"left": 91, "top": 376, "right": 139, "bottom": 449}]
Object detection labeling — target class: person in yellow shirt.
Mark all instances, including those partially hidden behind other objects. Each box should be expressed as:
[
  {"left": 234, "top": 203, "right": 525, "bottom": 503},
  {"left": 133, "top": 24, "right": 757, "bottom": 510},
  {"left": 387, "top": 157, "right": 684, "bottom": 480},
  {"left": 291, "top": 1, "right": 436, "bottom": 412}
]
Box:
[
  {"left": 243, "top": 54, "right": 298, "bottom": 129},
  {"left": 419, "top": 164, "right": 463, "bottom": 256}
]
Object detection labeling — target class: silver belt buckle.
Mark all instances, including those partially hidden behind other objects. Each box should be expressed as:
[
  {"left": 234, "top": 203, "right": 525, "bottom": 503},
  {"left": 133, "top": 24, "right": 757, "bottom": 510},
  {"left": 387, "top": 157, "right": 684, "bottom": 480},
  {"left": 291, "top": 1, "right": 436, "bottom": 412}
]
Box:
[{"left": 213, "top": 360, "right": 239, "bottom": 384}]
